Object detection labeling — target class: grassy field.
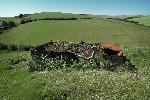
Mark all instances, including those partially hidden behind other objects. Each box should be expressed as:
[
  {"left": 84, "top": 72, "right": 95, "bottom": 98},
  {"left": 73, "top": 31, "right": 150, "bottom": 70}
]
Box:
[
  {"left": 0, "top": 17, "right": 21, "bottom": 23},
  {"left": 0, "top": 12, "right": 150, "bottom": 99},
  {"left": 128, "top": 16, "right": 150, "bottom": 26},
  {"left": 0, "top": 48, "right": 150, "bottom": 100},
  {"left": 0, "top": 12, "right": 91, "bottom": 24},
  {"left": 26, "top": 12, "right": 91, "bottom": 19},
  {"left": 0, "top": 18, "right": 150, "bottom": 47}
]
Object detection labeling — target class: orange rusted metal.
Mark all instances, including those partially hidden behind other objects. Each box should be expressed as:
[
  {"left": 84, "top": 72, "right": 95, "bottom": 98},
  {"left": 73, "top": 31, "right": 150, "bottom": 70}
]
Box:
[{"left": 99, "top": 43, "right": 126, "bottom": 56}]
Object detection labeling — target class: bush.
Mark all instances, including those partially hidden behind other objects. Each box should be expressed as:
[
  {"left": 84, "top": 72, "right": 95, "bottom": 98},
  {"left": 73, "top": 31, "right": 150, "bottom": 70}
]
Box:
[
  {"left": 0, "top": 43, "right": 8, "bottom": 50},
  {"left": 20, "top": 19, "right": 26, "bottom": 24},
  {"left": 7, "top": 56, "right": 27, "bottom": 70},
  {"left": 0, "top": 21, "right": 17, "bottom": 33},
  {"left": 28, "top": 56, "right": 118, "bottom": 72},
  {"left": 0, "top": 43, "right": 33, "bottom": 51},
  {"left": 19, "top": 14, "right": 24, "bottom": 19},
  {"left": 28, "top": 57, "right": 67, "bottom": 72},
  {"left": 20, "top": 18, "right": 37, "bottom": 24},
  {"left": 8, "top": 44, "right": 18, "bottom": 51},
  {"left": 9, "top": 57, "right": 27, "bottom": 65},
  {"left": 1, "top": 21, "right": 7, "bottom": 26},
  {"left": 18, "top": 45, "right": 33, "bottom": 51},
  {"left": 33, "top": 19, "right": 38, "bottom": 21},
  {"left": 8, "top": 21, "right": 16, "bottom": 27},
  {"left": 28, "top": 18, "right": 33, "bottom": 22},
  {"left": 27, "top": 57, "right": 99, "bottom": 72}
]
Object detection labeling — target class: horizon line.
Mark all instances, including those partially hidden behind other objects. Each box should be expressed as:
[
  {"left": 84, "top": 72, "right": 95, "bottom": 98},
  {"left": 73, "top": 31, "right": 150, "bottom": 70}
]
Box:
[{"left": 0, "top": 11, "right": 150, "bottom": 17}]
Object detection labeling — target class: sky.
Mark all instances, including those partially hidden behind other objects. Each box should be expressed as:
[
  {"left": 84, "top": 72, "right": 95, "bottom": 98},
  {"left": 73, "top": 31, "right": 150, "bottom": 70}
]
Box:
[{"left": 0, "top": 0, "right": 150, "bottom": 17}]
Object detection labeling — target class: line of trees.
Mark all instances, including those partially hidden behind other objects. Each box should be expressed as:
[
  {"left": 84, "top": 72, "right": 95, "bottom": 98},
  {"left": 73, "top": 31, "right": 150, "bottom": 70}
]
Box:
[
  {"left": 80, "top": 17, "right": 92, "bottom": 19},
  {"left": 106, "top": 17, "right": 150, "bottom": 27},
  {"left": 19, "top": 17, "right": 78, "bottom": 25},
  {"left": 20, "top": 18, "right": 37, "bottom": 24},
  {"left": 106, "top": 17, "right": 139, "bottom": 23},
  {"left": 39, "top": 17, "right": 78, "bottom": 20}
]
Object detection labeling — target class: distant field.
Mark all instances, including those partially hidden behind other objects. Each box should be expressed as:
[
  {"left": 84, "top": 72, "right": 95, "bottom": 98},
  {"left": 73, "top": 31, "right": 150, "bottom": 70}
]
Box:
[
  {"left": 0, "top": 17, "right": 21, "bottom": 23},
  {"left": 26, "top": 12, "right": 91, "bottom": 19},
  {"left": 128, "top": 16, "right": 150, "bottom": 26},
  {"left": 0, "top": 12, "right": 91, "bottom": 24},
  {"left": 0, "top": 18, "right": 150, "bottom": 47}
]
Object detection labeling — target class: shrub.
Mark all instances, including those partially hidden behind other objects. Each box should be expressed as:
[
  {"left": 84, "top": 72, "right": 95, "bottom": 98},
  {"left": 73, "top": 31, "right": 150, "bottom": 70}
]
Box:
[
  {"left": 20, "top": 18, "right": 36, "bottom": 24},
  {"left": 19, "top": 14, "right": 24, "bottom": 19},
  {"left": 0, "top": 43, "right": 33, "bottom": 51},
  {"left": 28, "top": 57, "right": 68, "bottom": 72},
  {"left": 8, "top": 44, "right": 18, "bottom": 51},
  {"left": 18, "top": 45, "right": 33, "bottom": 51},
  {"left": 20, "top": 19, "right": 26, "bottom": 24},
  {"left": 8, "top": 21, "right": 16, "bottom": 27},
  {"left": 28, "top": 18, "right": 33, "bottom": 22},
  {"left": 9, "top": 57, "right": 27, "bottom": 65},
  {"left": 0, "top": 43, "right": 8, "bottom": 50},
  {"left": 33, "top": 19, "right": 38, "bottom": 21},
  {"left": 27, "top": 56, "right": 100, "bottom": 72},
  {"left": 1, "top": 21, "right": 7, "bottom": 26},
  {"left": 7, "top": 56, "right": 27, "bottom": 70}
]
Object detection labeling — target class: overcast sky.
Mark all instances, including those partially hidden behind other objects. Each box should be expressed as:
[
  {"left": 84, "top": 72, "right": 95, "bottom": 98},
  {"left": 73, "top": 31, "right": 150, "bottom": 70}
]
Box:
[{"left": 0, "top": 0, "right": 150, "bottom": 17}]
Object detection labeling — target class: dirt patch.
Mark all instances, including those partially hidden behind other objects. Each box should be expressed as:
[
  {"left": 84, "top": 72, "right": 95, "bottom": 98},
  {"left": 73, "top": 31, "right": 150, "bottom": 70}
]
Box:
[
  {"left": 9, "top": 58, "right": 28, "bottom": 68},
  {"left": 15, "top": 59, "right": 27, "bottom": 67}
]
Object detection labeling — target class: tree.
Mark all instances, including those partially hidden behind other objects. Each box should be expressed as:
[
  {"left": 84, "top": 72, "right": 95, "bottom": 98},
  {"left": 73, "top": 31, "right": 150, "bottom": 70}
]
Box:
[
  {"left": 20, "top": 19, "right": 26, "bottom": 24},
  {"left": 19, "top": 14, "right": 24, "bottom": 18},
  {"left": 1, "top": 21, "right": 7, "bottom": 26}
]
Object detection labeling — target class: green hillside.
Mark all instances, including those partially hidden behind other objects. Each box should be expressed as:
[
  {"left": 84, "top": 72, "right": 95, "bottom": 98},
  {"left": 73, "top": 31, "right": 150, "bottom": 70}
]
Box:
[
  {"left": 26, "top": 12, "right": 90, "bottom": 19},
  {"left": 128, "top": 16, "right": 150, "bottom": 26},
  {"left": 0, "top": 18, "right": 150, "bottom": 47},
  {"left": 1, "top": 12, "right": 150, "bottom": 99},
  {"left": 0, "top": 17, "right": 21, "bottom": 23},
  {"left": 0, "top": 12, "right": 91, "bottom": 24}
]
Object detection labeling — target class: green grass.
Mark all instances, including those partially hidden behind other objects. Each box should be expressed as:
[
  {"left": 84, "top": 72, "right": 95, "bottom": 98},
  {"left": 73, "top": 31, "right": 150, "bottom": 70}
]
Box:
[
  {"left": 0, "top": 12, "right": 91, "bottom": 24},
  {"left": 0, "top": 12, "right": 150, "bottom": 99},
  {"left": 128, "top": 16, "right": 150, "bottom": 26},
  {"left": 0, "top": 17, "right": 21, "bottom": 24},
  {"left": 26, "top": 12, "right": 90, "bottom": 19},
  {"left": 0, "top": 19, "right": 150, "bottom": 47},
  {"left": 0, "top": 48, "right": 150, "bottom": 99}
]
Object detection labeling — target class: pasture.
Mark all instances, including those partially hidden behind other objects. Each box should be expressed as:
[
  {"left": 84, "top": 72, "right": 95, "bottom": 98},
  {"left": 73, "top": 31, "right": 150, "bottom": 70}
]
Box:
[
  {"left": 0, "top": 48, "right": 150, "bottom": 99},
  {"left": 0, "top": 12, "right": 150, "bottom": 99},
  {"left": 128, "top": 16, "right": 150, "bottom": 26},
  {"left": 0, "top": 18, "right": 150, "bottom": 47},
  {"left": 26, "top": 12, "right": 91, "bottom": 19},
  {"left": 0, "top": 17, "right": 21, "bottom": 23}
]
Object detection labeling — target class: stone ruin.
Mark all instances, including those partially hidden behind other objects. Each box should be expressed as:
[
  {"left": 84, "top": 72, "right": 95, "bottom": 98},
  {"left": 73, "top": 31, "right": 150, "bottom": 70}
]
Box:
[{"left": 31, "top": 41, "right": 136, "bottom": 71}]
